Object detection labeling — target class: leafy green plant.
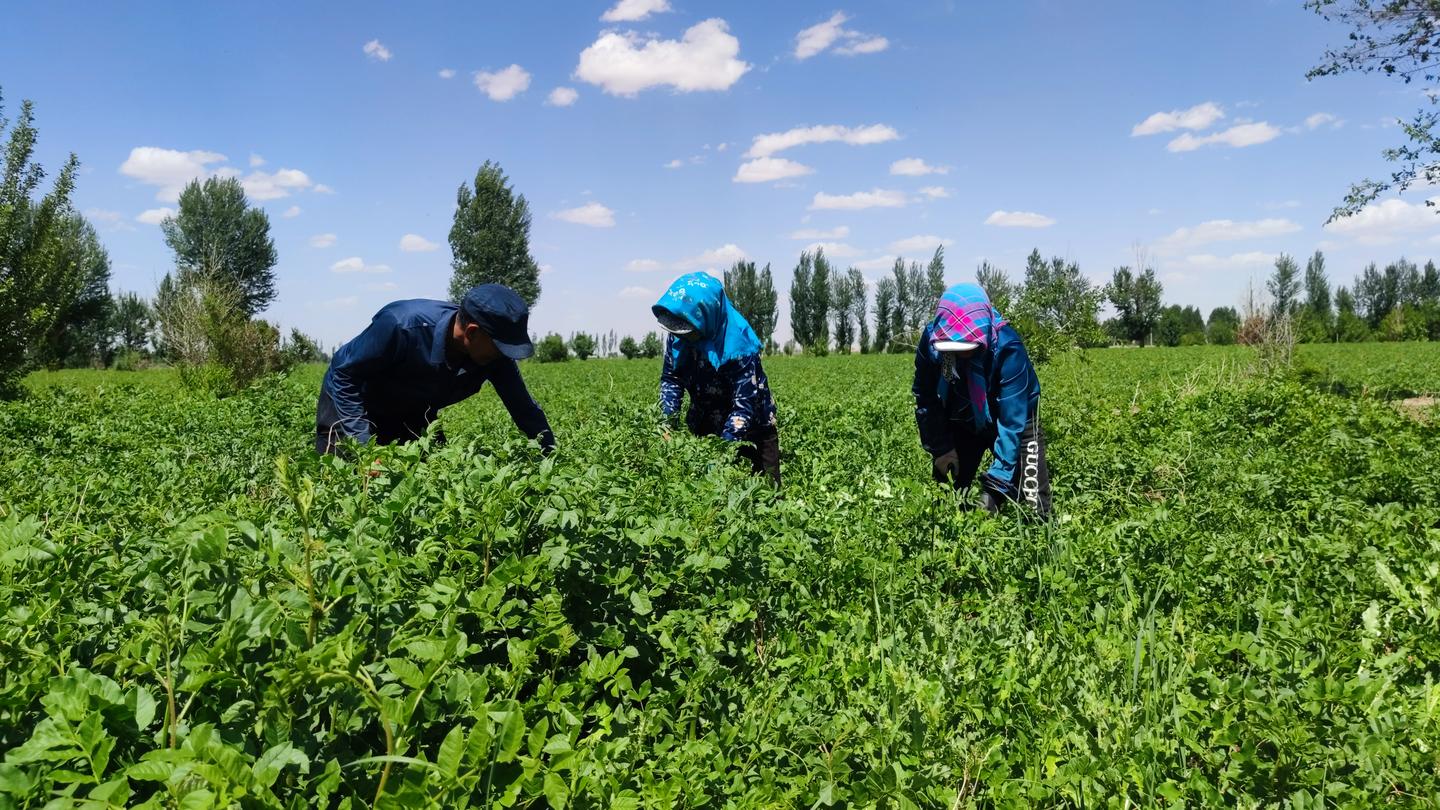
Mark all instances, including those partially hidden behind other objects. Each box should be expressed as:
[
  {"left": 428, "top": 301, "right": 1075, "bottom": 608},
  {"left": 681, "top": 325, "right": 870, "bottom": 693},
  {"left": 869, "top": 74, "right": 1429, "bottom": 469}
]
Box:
[{"left": 2, "top": 346, "right": 1438, "bottom": 806}]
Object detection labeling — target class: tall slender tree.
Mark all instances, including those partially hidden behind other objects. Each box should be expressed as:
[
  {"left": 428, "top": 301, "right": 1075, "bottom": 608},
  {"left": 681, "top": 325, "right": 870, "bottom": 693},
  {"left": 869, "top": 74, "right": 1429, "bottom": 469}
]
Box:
[
  {"left": 162, "top": 177, "right": 278, "bottom": 316},
  {"left": 848, "top": 268, "right": 870, "bottom": 354},
  {"left": 830, "top": 269, "right": 855, "bottom": 353},
  {"left": 0, "top": 89, "right": 80, "bottom": 396},
  {"left": 975, "top": 262, "right": 1015, "bottom": 314},
  {"left": 809, "top": 248, "right": 832, "bottom": 351},
  {"left": 925, "top": 246, "right": 946, "bottom": 303},
  {"left": 40, "top": 214, "right": 112, "bottom": 367},
  {"left": 1267, "top": 254, "right": 1302, "bottom": 320},
  {"left": 448, "top": 161, "right": 540, "bottom": 306},
  {"left": 789, "top": 251, "right": 814, "bottom": 348},
  {"left": 873, "top": 277, "right": 896, "bottom": 353}
]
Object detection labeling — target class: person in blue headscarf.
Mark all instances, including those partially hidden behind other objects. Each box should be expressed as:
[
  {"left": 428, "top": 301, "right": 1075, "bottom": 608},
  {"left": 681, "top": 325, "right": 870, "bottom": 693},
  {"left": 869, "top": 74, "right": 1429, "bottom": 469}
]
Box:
[
  {"left": 913, "top": 283, "right": 1051, "bottom": 517},
  {"left": 651, "top": 272, "right": 781, "bottom": 486}
]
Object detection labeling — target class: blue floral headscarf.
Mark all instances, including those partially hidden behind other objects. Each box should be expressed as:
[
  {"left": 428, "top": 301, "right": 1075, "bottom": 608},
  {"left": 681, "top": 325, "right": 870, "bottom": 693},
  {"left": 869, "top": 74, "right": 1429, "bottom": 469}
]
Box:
[{"left": 652, "top": 272, "right": 763, "bottom": 369}]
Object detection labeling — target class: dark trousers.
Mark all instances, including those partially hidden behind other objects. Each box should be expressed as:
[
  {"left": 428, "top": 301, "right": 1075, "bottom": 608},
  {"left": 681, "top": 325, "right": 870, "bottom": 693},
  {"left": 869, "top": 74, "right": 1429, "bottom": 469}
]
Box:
[
  {"left": 315, "top": 389, "right": 443, "bottom": 456},
  {"left": 942, "top": 412, "right": 1051, "bottom": 518},
  {"left": 735, "top": 425, "right": 782, "bottom": 488}
]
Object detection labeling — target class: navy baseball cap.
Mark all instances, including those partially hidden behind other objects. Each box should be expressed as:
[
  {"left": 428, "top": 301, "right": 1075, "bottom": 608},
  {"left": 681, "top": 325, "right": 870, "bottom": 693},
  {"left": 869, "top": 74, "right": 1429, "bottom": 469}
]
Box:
[{"left": 461, "top": 284, "right": 534, "bottom": 360}]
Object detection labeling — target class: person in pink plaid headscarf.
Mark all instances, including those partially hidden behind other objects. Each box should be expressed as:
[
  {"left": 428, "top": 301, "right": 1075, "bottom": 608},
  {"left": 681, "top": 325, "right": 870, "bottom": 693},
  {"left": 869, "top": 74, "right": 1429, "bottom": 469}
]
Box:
[{"left": 913, "top": 283, "right": 1050, "bottom": 517}]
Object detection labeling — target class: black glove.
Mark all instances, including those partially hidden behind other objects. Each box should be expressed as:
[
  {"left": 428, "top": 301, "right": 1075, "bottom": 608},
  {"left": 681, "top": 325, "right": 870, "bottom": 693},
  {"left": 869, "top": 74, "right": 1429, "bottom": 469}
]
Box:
[{"left": 931, "top": 450, "right": 959, "bottom": 484}]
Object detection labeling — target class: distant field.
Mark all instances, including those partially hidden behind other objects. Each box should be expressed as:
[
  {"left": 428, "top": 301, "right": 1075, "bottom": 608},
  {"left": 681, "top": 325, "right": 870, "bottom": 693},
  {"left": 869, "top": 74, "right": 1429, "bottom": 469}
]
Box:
[{"left": 2, "top": 343, "right": 1437, "bottom": 806}]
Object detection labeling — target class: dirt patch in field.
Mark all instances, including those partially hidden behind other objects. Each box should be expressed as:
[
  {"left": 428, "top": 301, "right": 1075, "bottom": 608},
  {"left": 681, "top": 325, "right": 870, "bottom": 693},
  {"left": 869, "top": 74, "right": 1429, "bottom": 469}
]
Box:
[{"left": 1396, "top": 396, "right": 1437, "bottom": 422}]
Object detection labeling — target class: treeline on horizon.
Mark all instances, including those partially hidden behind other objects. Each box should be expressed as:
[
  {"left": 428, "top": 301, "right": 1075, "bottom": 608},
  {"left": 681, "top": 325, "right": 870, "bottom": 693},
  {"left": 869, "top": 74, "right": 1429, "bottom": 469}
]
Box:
[
  {"left": 7, "top": 82, "right": 1440, "bottom": 399},
  {"left": 533, "top": 246, "right": 1440, "bottom": 363}
]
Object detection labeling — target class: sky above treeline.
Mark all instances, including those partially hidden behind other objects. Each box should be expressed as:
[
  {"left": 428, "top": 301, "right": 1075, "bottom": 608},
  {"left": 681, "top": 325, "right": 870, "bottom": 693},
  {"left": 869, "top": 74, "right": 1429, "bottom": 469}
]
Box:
[{"left": 2, "top": 0, "right": 1434, "bottom": 348}]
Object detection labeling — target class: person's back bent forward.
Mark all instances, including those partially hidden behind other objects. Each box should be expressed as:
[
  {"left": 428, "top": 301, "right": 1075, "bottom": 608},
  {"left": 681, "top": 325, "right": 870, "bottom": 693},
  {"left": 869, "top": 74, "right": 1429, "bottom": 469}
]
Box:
[{"left": 315, "top": 284, "right": 555, "bottom": 455}]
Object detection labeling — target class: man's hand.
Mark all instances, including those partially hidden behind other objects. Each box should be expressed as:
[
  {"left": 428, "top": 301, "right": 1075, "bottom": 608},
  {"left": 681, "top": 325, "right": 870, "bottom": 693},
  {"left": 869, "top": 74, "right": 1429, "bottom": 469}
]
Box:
[{"left": 931, "top": 450, "right": 959, "bottom": 484}]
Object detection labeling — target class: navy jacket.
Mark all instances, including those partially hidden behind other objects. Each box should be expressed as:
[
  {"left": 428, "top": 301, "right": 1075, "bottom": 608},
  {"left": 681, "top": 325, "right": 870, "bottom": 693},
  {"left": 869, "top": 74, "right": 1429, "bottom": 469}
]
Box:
[
  {"left": 660, "top": 336, "right": 778, "bottom": 441},
  {"left": 913, "top": 322, "right": 1040, "bottom": 486},
  {"left": 320, "top": 299, "right": 553, "bottom": 448}
]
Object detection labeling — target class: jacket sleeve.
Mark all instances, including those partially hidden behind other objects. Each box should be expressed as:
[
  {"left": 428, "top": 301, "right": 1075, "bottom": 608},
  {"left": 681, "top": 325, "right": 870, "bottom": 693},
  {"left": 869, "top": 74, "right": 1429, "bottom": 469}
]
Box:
[
  {"left": 912, "top": 332, "right": 953, "bottom": 457},
  {"left": 659, "top": 338, "right": 685, "bottom": 420},
  {"left": 489, "top": 358, "right": 556, "bottom": 452},
  {"left": 983, "top": 339, "right": 1038, "bottom": 492},
  {"left": 321, "top": 313, "right": 405, "bottom": 446},
  {"left": 719, "top": 354, "right": 764, "bottom": 442}
]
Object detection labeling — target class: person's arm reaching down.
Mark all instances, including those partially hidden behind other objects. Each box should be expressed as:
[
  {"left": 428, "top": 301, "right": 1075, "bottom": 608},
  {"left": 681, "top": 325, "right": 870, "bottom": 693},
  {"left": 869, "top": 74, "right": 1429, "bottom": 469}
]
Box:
[
  {"left": 323, "top": 314, "right": 405, "bottom": 446},
  {"left": 489, "top": 358, "right": 556, "bottom": 452}
]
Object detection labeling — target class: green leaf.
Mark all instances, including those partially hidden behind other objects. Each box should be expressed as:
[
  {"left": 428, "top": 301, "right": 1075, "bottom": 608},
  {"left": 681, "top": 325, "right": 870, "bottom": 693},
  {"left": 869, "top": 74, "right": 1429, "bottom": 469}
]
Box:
[
  {"left": 252, "top": 743, "right": 307, "bottom": 789},
  {"left": 496, "top": 709, "right": 525, "bottom": 763},
  {"left": 543, "top": 772, "right": 569, "bottom": 810},
  {"left": 132, "top": 687, "right": 157, "bottom": 731},
  {"left": 436, "top": 724, "right": 465, "bottom": 781},
  {"left": 629, "top": 590, "right": 652, "bottom": 616}
]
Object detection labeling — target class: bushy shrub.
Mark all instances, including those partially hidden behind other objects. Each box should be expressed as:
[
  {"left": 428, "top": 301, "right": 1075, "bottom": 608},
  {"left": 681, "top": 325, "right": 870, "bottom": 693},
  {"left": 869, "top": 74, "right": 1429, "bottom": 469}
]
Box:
[
  {"left": 154, "top": 270, "right": 285, "bottom": 395},
  {"left": 535, "top": 333, "right": 569, "bottom": 363}
]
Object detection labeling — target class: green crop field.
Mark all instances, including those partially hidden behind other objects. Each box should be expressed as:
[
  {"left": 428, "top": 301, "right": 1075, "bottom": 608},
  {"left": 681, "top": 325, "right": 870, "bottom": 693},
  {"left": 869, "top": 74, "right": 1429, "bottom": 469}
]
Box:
[{"left": 2, "top": 344, "right": 1438, "bottom": 808}]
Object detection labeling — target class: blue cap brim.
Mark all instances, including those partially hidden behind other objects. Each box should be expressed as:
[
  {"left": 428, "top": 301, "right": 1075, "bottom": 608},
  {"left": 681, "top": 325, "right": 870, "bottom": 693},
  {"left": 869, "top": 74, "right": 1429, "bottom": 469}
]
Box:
[{"left": 495, "top": 339, "right": 534, "bottom": 360}]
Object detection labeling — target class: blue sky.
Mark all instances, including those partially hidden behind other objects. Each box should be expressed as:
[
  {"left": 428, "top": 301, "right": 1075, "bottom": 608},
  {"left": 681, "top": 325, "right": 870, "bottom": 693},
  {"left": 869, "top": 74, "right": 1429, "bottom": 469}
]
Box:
[{"left": 3, "top": 0, "right": 1434, "bottom": 348}]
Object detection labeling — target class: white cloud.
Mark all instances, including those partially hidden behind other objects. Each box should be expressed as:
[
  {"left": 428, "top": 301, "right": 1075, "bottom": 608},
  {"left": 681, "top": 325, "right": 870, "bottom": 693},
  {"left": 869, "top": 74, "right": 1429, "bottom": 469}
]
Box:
[
  {"left": 890, "top": 234, "right": 954, "bottom": 254},
  {"left": 795, "top": 12, "right": 850, "bottom": 59},
  {"left": 313, "top": 183, "right": 336, "bottom": 194},
  {"left": 734, "top": 157, "right": 815, "bottom": 183},
  {"left": 618, "top": 285, "right": 654, "bottom": 299},
  {"left": 363, "top": 39, "right": 392, "bottom": 62},
  {"left": 664, "top": 158, "right": 685, "bottom": 169},
  {"left": 1305, "top": 112, "right": 1341, "bottom": 130},
  {"left": 852, "top": 255, "right": 897, "bottom": 272},
  {"left": 553, "top": 202, "right": 616, "bottom": 227},
  {"left": 135, "top": 207, "right": 175, "bottom": 225},
  {"left": 890, "top": 157, "right": 948, "bottom": 176},
  {"left": 575, "top": 19, "right": 750, "bottom": 96},
  {"left": 119, "top": 147, "right": 228, "bottom": 202},
  {"left": 789, "top": 225, "right": 850, "bottom": 239},
  {"left": 1171, "top": 251, "right": 1278, "bottom": 271},
  {"left": 309, "top": 233, "right": 337, "bottom": 248},
  {"left": 85, "top": 208, "right": 129, "bottom": 229},
  {"left": 675, "top": 244, "right": 747, "bottom": 270},
  {"left": 331, "top": 256, "right": 391, "bottom": 274},
  {"left": 399, "top": 233, "right": 439, "bottom": 252},
  {"left": 835, "top": 36, "right": 889, "bottom": 56},
  {"left": 473, "top": 65, "right": 531, "bottom": 101},
  {"left": 918, "top": 186, "right": 951, "bottom": 199},
  {"left": 539, "top": 264, "right": 554, "bottom": 275},
  {"left": 984, "top": 210, "right": 1056, "bottom": 228},
  {"left": 366, "top": 282, "right": 400, "bottom": 291},
  {"left": 1323, "top": 196, "right": 1440, "bottom": 245},
  {"left": 1131, "top": 102, "right": 1224, "bottom": 136},
  {"left": 601, "top": 0, "right": 671, "bottom": 22},
  {"left": 547, "top": 86, "right": 579, "bottom": 106},
  {"left": 1167, "top": 122, "right": 1280, "bottom": 152},
  {"left": 627, "top": 258, "right": 662, "bottom": 272},
  {"left": 249, "top": 153, "right": 265, "bottom": 168},
  {"left": 1154, "top": 217, "right": 1301, "bottom": 252},
  {"left": 746, "top": 123, "right": 899, "bottom": 158},
  {"left": 282, "top": 205, "right": 302, "bottom": 218},
  {"left": 804, "top": 241, "right": 861, "bottom": 257},
  {"left": 241, "top": 168, "right": 313, "bottom": 200},
  {"left": 794, "top": 12, "right": 888, "bottom": 59},
  {"left": 810, "top": 188, "right": 908, "bottom": 210},
  {"left": 438, "top": 68, "right": 456, "bottom": 79}
]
